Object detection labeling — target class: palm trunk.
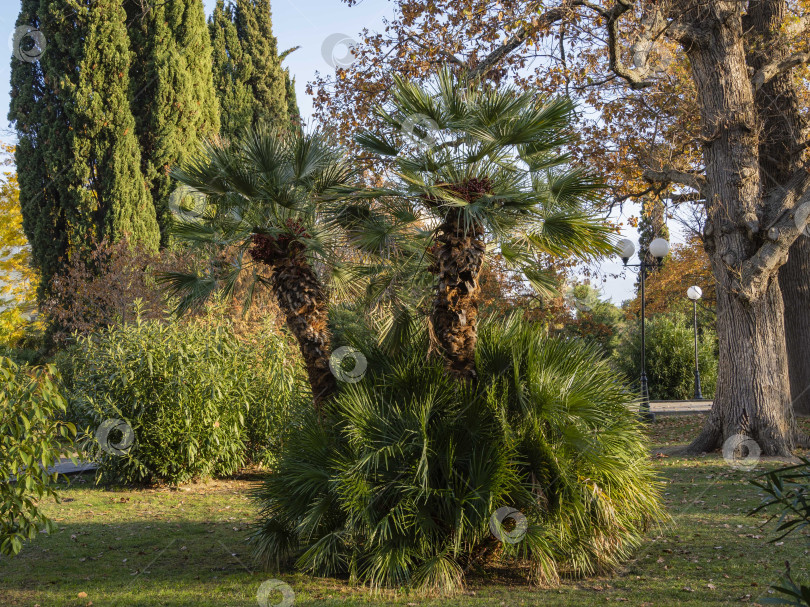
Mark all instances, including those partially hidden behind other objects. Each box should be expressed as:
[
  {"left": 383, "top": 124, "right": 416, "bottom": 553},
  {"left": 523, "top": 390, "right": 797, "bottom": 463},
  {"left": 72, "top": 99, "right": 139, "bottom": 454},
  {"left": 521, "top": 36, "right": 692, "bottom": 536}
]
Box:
[
  {"left": 430, "top": 208, "right": 485, "bottom": 382},
  {"left": 251, "top": 233, "right": 336, "bottom": 409}
]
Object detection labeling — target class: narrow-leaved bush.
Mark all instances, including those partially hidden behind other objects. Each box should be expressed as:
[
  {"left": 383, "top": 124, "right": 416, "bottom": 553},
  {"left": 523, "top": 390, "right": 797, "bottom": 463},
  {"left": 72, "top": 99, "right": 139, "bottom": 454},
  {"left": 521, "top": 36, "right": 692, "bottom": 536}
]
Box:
[
  {"left": 62, "top": 314, "right": 307, "bottom": 484},
  {"left": 0, "top": 357, "right": 76, "bottom": 556}
]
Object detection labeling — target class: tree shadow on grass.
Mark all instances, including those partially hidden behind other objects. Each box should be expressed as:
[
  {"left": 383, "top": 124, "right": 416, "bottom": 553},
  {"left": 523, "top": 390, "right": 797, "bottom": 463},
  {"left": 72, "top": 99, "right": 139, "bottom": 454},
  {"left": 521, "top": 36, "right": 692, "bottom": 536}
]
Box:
[{"left": 0, "top": 462, "right": 805, "bottom": 607}]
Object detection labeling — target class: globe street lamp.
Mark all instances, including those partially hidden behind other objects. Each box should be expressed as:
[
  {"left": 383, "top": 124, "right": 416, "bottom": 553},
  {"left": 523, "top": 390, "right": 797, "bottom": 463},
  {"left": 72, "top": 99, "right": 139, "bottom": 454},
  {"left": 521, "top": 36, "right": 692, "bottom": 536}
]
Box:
[
  {"left": 618, "top": 236, "right": 670, "bottom": 423},
  {"left": 687, "top": 285, "right": 704, "bottom": 400}
]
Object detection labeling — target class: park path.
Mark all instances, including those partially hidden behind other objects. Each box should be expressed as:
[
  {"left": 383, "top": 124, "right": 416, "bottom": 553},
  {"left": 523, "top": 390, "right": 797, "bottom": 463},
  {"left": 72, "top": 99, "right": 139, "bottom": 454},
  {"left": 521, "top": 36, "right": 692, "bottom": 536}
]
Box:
[{"left": 649, "top": 400, "right": 712, "bottom": 416}]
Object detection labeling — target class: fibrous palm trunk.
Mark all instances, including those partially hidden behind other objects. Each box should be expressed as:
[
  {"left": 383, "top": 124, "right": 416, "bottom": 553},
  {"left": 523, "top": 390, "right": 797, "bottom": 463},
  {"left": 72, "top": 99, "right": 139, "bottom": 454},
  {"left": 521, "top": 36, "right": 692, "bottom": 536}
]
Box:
[
  {"left": 429, "top": 208, "right": 486, "bottom": 382},
  {"left": 251, "top": 233, "right": 336, "bottom": 409}
]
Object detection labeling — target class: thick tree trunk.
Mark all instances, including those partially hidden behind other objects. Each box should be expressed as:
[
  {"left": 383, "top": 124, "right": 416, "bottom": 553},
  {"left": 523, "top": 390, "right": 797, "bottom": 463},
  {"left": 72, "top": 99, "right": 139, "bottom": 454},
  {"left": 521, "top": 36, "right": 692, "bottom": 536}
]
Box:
[
  {"left": 673, "top": 0, "right": 801, "bottom": 455},
  {"left": 250, "top": 233, "right": 336, "bottom": 409},
  {"left": 689, "top": 270, "right": 796, "bottom": 456},
  {"left": 780, "top": 239, "right": 810, "bottom": 416},
  {"left": 429, "top": 208, "right": 485, "bottom": 382},
  {"left": 745, "top": 0, "right": 810, "bottom": 418}
]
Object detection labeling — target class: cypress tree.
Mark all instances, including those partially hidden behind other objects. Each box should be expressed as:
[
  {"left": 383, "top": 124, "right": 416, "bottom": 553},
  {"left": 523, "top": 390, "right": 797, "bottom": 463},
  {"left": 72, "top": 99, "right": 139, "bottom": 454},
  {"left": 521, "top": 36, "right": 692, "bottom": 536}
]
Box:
[
  {"left": 9, "top": 0, "right": 62, "bottom": 287},
  {"left": 209, "top": 1, "right": 292, "bottom": 136},
  {"left": 9, "top": 0, "right": 159, "bottom": 290},
  {"left": 279, "top": 46, "right": 302, "bottom": 129},
  {"left": 209, "top": 0, "right": 255, "bottom": 140},
  {"left": 284, "top": 69, "right": 302, "bottom": 129},
  {"left": 126, "top": 0, "right": 221, "bottom": 245},
  {"left": 235, "top": 0, "right": 288, "bottom": 127}
]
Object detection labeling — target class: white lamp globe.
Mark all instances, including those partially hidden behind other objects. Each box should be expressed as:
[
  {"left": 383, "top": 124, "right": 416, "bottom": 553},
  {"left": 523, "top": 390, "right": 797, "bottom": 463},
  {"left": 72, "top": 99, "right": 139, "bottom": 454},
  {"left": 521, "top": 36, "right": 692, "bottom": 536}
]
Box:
[
  {"left": 649, "top": 237, "right": 670, "bottom": 259},
  {"left": 687, "top": 285, "right": 703, "bottom": 301},
  {"left": 617, "top": 238, "right": 636, "bottom": 260}
]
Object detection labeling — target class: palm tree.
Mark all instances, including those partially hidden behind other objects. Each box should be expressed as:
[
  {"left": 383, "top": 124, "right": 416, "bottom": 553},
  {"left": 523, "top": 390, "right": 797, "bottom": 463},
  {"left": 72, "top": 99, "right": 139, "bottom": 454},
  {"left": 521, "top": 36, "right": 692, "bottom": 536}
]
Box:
[
  {"left": 159, "top": 127, "right": 357, "bottom": 409},
  {"left": 348, "top": 69, "right": 616, "bottom": 381}
]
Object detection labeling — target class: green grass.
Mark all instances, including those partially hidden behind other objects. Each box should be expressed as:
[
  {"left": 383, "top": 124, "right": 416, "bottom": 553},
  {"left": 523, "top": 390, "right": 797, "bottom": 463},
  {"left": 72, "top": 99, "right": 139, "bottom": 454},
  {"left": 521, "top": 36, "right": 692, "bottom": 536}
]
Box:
[{"left": 1, "top": 416, "right": 808, "bottom": 607}]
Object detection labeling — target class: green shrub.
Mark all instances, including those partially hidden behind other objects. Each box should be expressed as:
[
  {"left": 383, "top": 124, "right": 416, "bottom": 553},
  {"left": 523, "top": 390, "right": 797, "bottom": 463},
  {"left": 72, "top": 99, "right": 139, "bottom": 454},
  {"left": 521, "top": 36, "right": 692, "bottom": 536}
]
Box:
[
  {"left": 62, "top": 315, "right": 307, "bottom": 485},
  {"left": 251, "top": 318, "right": 665, "bottom": 594},
  {"left": 0, "top": 357, "right": 76, "bottom": 556},
  {"left": 750, "top": 458, "right": 810, "bottom": 606},
  {"left": 614, "top": 312, "right": 717, "bottom": 400}
]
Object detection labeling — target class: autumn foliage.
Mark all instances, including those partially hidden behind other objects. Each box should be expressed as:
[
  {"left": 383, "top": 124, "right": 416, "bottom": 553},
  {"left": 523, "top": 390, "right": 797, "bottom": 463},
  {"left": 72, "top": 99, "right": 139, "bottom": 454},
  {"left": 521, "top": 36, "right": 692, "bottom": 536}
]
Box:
[{"left": 625, "top": 237, "right": 715, "bottom": 318}]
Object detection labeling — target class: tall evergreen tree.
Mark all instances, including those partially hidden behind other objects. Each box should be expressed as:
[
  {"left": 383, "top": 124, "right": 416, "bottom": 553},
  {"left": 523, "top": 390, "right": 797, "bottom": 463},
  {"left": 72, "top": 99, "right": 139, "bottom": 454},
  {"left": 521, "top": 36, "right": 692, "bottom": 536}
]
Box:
[
  {"left": 284, "top": 69, "right": 301, "bottom": 128},
  {"left": 235, "top": 0, "right": 288, "bottom": 127},
  {"left": 209, "top": 0, "right": 292, "bottom": 138},
  {"left": 209, "top": 0, "right": 255, "bottom": 139},
  {"left": 9, "top": 0, "right": 160, "bottom": 291},
  {"left": 126, "top": 0, "right": 220, "bottom": 245},
  {"left": 9, "top": 0, "right": 61, "bottom": 288},
  {"left": 280, "top": 46, "right": 302, "bottom": 129}
]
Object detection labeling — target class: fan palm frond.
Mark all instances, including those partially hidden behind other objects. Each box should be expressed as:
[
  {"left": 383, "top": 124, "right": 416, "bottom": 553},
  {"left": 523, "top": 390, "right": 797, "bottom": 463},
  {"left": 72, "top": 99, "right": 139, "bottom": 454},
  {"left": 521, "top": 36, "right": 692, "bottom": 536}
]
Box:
[
  {"left": 353, "top": 67, "right": 614, "bottom": 300},
  {"left": 250, "top": 317, "right": 666, "bottom": 595}
]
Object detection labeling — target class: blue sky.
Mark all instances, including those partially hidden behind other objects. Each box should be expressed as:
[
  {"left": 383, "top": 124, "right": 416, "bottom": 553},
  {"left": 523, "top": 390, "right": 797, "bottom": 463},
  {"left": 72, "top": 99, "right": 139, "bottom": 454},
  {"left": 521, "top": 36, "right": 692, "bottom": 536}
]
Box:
[{"left": 0, "top": 0, "right": 691, "bottom": 305}]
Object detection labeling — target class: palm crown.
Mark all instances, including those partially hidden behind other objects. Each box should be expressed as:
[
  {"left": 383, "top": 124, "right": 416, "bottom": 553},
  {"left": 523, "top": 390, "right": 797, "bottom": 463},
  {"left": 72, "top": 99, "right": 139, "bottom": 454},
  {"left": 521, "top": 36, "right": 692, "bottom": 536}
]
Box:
[
  {"left": 343, "top": 69, "right": 616, "bottom": 379},
  {"left": 161, "top": 127, "right": 357, "bottom": 406}
]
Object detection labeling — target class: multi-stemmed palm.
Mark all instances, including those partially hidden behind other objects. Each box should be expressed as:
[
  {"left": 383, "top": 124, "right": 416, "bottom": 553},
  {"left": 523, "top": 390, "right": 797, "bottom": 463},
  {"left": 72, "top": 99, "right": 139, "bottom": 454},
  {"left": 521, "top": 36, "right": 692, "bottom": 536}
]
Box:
[
  {"left": 344, "top": 69, "right": 615, "bottom": 381},
  {"left": 159, "top": 128, "right": 356, "bottom": 409},
  {"left": 162, "top": 71, "right": 615, "bottom": 404}
]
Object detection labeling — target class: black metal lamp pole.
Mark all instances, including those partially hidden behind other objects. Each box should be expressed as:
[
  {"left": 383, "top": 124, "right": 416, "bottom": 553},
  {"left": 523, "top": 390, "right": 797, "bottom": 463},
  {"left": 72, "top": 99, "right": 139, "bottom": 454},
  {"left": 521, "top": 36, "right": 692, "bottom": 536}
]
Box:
[
  {"left": 687, "top": 286, "right": 704, "bottom": 400},
  {"left": 619, "top": 237, "right": 669, "bottom": 424},
  {"left": 639, "top": 255, "right": 653, "bottom": 422}
]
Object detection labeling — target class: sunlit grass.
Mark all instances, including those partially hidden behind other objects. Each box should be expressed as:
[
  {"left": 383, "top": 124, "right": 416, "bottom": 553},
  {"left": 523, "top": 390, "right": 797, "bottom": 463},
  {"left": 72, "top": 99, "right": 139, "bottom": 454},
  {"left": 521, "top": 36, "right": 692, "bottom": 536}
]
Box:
[{"left": 0, "top": 416, "right": 807, "bottom": 606}]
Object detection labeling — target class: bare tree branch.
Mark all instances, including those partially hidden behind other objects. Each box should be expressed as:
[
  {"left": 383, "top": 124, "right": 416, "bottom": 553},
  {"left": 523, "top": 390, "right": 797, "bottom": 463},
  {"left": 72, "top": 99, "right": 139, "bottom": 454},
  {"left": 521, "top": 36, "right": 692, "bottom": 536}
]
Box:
[
  {"left": 469, "top": 1, "right": 583, "bottom": 80},
  {"left": 643, "top": 168, "right": 707, "bottom": 194},
  {"left": 738, "top": 167, "right": 810, "bottom": 300},
  {"left": 600, "top": 0, "right": 656, "bottom": 89},
  {"left": 751, "top": 50, "right": 810, "bottom": 91}
]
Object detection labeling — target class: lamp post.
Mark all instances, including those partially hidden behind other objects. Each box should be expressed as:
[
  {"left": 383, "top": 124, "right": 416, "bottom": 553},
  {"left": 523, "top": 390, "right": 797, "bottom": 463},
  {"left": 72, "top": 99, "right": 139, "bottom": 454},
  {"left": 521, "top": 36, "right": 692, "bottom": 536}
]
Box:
[
  {"left": 618, "top": 236, "right": 670, "bottom": 423},
  {"left": 687, "top": 285, "right": 704, "bottom": 400}
]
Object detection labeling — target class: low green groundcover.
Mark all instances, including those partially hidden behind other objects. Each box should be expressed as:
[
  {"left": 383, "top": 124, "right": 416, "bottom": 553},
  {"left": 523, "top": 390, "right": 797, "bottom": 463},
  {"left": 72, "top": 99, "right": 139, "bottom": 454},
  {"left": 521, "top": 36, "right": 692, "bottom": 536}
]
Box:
[{"left": 251, "top": 318, "right": 666, "bottom": 594}]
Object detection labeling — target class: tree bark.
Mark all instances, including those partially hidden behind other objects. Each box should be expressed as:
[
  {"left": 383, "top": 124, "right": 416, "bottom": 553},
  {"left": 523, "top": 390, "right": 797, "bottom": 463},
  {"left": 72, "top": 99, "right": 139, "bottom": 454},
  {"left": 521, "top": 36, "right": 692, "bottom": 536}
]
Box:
[
  {"left": 670, "top": 0, "right": 801, "bottom": 455},
  {"left": 745, "top": 0, "right": 810, "bottom": 418},
  {"left": 250, "top": 233, "right": 336, "bottom": 409},
  {"left": 429, "top": 208, "right": 486, "bottom": 382},
  {"left": 780, "top": 238, "right": 810, "bottom": 416},
  {"left": 689, "top": 268, "right": 796, "bottom": 455}
]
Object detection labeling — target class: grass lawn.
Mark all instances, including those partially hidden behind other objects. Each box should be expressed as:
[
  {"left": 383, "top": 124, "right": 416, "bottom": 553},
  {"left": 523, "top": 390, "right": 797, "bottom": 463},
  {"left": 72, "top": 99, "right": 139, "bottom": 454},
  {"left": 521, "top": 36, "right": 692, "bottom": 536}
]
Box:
[{"left": 2, "top": 416, "right": 808, "bottom": 607}]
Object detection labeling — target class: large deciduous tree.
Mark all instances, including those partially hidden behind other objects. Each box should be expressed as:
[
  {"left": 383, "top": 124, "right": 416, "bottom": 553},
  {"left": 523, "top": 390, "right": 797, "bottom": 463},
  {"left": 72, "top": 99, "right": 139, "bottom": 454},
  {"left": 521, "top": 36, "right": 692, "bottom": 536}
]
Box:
[
  {"left": 648, "top": 0, "right": 809, "bottom": 452},
  {"left": 748, "top": 2, "right": 810, "bottom": 418},
  {"left": 318, "top": 0, "right": 810, "bottom": 454},
  {"left": 0, "top": 145, "right": 39, "bottom": 345},
  {"left": 10, "top": 0, "right": 160, "bottom": 291},
  {"left": 125, "top": 0, "right": 221, "bottom": 246}
]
